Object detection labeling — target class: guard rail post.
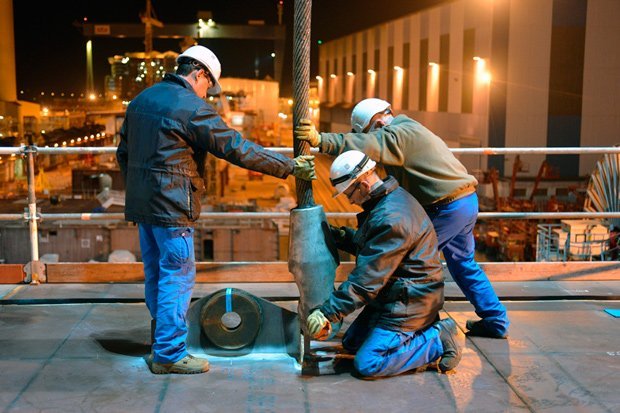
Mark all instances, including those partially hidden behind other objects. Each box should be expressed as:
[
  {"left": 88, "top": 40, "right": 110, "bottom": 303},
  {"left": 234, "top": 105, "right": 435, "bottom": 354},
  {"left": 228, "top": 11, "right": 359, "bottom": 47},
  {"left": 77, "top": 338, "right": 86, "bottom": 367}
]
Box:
[{"left": 23, "top": 145, "right": 44, "bottom": 283}]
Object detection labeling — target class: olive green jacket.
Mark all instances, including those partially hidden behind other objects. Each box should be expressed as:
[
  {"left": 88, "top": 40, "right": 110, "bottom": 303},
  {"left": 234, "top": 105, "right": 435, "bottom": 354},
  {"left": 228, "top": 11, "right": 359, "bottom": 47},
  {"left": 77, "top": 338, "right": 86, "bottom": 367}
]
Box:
[{"left": 320, "top": 115, "right": 477, "bottom": 206}]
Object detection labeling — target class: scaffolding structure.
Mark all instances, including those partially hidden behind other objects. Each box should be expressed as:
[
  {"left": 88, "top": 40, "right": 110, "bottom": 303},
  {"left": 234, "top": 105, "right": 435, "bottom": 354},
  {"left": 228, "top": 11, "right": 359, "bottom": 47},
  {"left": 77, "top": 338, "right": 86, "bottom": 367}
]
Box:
[{"left": 536, "top": 220, "right": 612, "bottom": 262}]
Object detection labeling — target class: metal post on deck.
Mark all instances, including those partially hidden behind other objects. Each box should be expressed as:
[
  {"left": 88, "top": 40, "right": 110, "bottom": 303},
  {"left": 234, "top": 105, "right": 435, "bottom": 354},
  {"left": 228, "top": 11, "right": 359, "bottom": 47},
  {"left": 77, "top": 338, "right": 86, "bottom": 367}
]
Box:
[
  {"left": 288, "top": 0, "right": 339, "bottom": 366},
  {"left": 23, "top": 145, "right": 44, "bottom": 284}
]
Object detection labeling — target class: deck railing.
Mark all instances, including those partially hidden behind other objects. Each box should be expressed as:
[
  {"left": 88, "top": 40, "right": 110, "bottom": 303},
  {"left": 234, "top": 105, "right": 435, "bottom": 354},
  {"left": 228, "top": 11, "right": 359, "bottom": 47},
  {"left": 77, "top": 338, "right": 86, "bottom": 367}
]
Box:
[{"left": 1, "top": 144, "right": 619, "bottom": 283}]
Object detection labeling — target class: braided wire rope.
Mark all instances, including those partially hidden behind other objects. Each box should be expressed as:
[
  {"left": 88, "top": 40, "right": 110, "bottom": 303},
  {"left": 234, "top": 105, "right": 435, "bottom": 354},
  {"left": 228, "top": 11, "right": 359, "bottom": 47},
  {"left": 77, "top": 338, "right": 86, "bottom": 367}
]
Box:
[{"left": 293, "top": 0, "right": 315, "bottom": 207}]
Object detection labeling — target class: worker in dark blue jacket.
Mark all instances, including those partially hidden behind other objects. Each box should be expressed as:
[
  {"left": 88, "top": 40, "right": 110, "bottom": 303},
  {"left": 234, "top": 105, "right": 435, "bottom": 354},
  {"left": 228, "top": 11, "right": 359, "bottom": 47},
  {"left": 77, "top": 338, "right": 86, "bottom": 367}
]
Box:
[
  {"left": 117, "top": 45, "right": 315, "bottom": 374},
  {"left": 307, "top": 150, "right": 461, "bottom": 377}
]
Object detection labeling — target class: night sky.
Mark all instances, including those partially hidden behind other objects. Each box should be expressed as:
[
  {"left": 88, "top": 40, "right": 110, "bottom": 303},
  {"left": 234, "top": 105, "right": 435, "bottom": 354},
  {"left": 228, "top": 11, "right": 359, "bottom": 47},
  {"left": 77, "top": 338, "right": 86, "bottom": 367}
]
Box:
[{"left": 13, "top": 0, "right": 448, "bottom": 98}]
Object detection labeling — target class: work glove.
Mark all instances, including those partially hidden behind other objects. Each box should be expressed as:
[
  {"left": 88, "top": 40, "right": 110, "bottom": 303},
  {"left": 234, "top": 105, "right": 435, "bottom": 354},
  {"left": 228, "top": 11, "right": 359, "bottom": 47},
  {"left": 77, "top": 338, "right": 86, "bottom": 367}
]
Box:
[
  {"left": 307, "top": 309, "right": 331, "bottom": 341},
  {"left": 294, "top": 119, "right": 321, "bottom": 147},
  {"left": 292, "top": 155, "right": 316, "bottom": 181},
  {"left": 329, "top": 224, "right": 346, "bottom": 243}
]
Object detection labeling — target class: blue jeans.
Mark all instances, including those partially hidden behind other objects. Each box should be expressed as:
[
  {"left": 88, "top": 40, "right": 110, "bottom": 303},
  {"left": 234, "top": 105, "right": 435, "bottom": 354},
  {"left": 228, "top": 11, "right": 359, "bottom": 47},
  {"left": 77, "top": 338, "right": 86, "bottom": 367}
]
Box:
[
  {"left": 342, "top": 307, "right": 443, "bottom": 377},
  {"left": 425, "top": 193, "right": 509, "bottom": 336},
  {"left": 139, "top": 224, "right": 195, "bottom": 364}
]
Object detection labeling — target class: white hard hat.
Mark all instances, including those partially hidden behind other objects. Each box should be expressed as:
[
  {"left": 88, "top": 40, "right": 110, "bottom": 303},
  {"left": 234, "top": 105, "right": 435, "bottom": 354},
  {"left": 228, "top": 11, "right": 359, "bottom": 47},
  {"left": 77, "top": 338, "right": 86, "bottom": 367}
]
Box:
[
  {"left": 177, "top": 45, "right": 222, "bottom": 95},
  {"left": 350, "top": 98, "right": 391, "bottom": 133},
  {"left": 329, "top": 150, "right": 377, "bottom": 196}
]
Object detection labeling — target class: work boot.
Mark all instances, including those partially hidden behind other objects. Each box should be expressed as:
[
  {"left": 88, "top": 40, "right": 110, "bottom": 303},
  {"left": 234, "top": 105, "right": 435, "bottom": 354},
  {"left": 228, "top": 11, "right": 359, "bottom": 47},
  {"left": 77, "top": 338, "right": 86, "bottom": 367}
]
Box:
[
  {"left": 147, "top": 354, "right": 210, "bottom": 375},
  {"left": 466, "top": 319, "right": 507, "bottom": 339},
  {"left": 436, "top": 318, "right": 462, "bottom": 373}
]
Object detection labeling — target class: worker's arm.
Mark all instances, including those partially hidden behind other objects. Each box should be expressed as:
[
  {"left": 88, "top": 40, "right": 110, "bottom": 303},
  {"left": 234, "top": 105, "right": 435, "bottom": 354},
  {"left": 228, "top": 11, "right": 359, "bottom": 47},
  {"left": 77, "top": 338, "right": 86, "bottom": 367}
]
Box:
[
  {"left": 294, "top": 117, "right": 408, "bottom": 167},
  {"left": 320, "top": 126, "right": 409, "bottom": 167},
  {"left": 188, "top": 105, "right": 295, "bottom": 179},
  {"left": 330, "top": 225, "right": 357, "bottom": 256}
]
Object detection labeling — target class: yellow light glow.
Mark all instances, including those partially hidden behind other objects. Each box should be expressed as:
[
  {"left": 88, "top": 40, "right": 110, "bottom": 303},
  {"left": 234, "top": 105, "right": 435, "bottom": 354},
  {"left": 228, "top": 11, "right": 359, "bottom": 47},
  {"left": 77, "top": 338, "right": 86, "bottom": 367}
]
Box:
[
  {"left": 346, "top": 72, "right": 354, "bottom": 76},
  {"left": 287, "top": 99, "right": 294, "bottom": 106},
  {"left": 89, "top": 94, "right": 96, "bottom": 101},
  {"left": 316, "top": 75, "right": 323, "bottom": 80},
  {"left": 474, "top": 57, "right": 491, "bottom": 84},
  {"left": 429, "top": 62, "right": 438, "bottom": 67},
  {"left": 330, "top": 74, "right": 336, "bottom": 79},
  {"left": 368, "top": 69, "right": 376, "bottom": 75},
  {"left": 394, "top": 66, "right": 403, "bottom": 71}
]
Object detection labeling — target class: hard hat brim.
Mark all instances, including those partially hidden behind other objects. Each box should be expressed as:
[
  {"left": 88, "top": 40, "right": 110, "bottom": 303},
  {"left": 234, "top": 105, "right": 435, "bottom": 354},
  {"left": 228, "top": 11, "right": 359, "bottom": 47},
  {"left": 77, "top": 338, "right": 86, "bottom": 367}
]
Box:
[
  {"left": 331, "top": 178, "right": 356, "bottom": 198},
  {"left": 208, "top": 81, "right": 221, "bottom": 95}
]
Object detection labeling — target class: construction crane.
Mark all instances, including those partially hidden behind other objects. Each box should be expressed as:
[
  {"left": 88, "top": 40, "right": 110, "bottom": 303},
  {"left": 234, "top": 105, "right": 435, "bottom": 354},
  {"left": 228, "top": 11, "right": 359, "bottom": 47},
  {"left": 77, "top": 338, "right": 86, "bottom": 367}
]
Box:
[
  {"left": 509, "top": 155, "right": 524, "bottom": 200},
  {"left": 529, "top": 160, "right": 549, "bottom": 202},
  {"left": 140, "top": 0, "right": 163, "bottom": 87},
  {"left": 78, "top": 9, "right": 287, "bottom": 90}
]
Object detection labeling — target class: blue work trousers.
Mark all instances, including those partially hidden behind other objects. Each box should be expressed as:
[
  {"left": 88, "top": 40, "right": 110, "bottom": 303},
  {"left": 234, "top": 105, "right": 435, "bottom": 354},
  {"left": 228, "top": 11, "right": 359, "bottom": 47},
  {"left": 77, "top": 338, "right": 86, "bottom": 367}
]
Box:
[
  {"left": 139, "top": 223, "right": 195, "bottom": 364},
  {"left": 342, "top": 307, "right": 443, "bottom": 377},
  {"left": 425, "top": 193, "right": 509, "bottom": 336}
]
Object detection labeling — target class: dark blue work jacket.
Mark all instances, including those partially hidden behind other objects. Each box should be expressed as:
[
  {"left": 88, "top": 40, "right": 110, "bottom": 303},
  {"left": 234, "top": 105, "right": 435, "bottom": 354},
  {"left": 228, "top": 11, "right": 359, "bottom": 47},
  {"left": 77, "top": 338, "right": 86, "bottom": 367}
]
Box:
[
  {"left": 117, "top": 74, "right": 293, "bottom": 227},
  {"left": 320, "top": 177, "right": 444, "bottom": 332}
]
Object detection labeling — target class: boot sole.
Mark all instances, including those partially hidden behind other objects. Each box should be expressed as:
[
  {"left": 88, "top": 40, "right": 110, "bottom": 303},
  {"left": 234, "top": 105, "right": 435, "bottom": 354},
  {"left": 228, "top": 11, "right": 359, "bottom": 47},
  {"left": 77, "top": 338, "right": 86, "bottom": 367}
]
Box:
[
  {"left": 150, "top": 366, "right": 210, "bottom": 374},
  {"left": 149, "top": 365, "right": 209, "bottom": 374},
  {"left": 147, "top": 358, "right": 210, "bottom": 375}
]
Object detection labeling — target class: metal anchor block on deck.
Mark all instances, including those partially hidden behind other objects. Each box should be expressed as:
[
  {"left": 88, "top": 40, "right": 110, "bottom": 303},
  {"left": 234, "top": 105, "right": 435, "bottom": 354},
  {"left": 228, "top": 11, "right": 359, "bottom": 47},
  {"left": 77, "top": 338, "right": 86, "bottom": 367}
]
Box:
[{"left": 186, "top": 288, "right": 300, "bottom": 358}]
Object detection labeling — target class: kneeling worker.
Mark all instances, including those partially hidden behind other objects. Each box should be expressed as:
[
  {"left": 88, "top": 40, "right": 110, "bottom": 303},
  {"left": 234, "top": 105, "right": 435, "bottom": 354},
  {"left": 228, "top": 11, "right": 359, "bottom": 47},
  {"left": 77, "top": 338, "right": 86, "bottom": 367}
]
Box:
[{"left": 307, "top": 150, "right": 461, "bottom": 377}]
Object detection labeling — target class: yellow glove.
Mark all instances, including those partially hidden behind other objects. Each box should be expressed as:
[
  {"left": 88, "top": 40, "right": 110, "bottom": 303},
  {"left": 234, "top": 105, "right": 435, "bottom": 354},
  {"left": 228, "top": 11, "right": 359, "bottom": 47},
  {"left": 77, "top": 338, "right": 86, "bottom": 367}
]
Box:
[
  {"left": 292, "top": 155, "right": 316, "bottom": 181},
  {"left": 307, "top": 309, "right": 332, "bottom": 340},
  {"left": 294, "top": 119, "right": 321, "bottom": 147}
]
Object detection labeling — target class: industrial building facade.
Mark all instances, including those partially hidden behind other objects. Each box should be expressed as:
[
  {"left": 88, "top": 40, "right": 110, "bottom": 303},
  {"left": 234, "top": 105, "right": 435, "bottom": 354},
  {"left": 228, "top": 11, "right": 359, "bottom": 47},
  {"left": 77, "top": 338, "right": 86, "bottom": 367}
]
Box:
[{"left": 317, "top": 0, "right": 620, "bottom": 179}]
